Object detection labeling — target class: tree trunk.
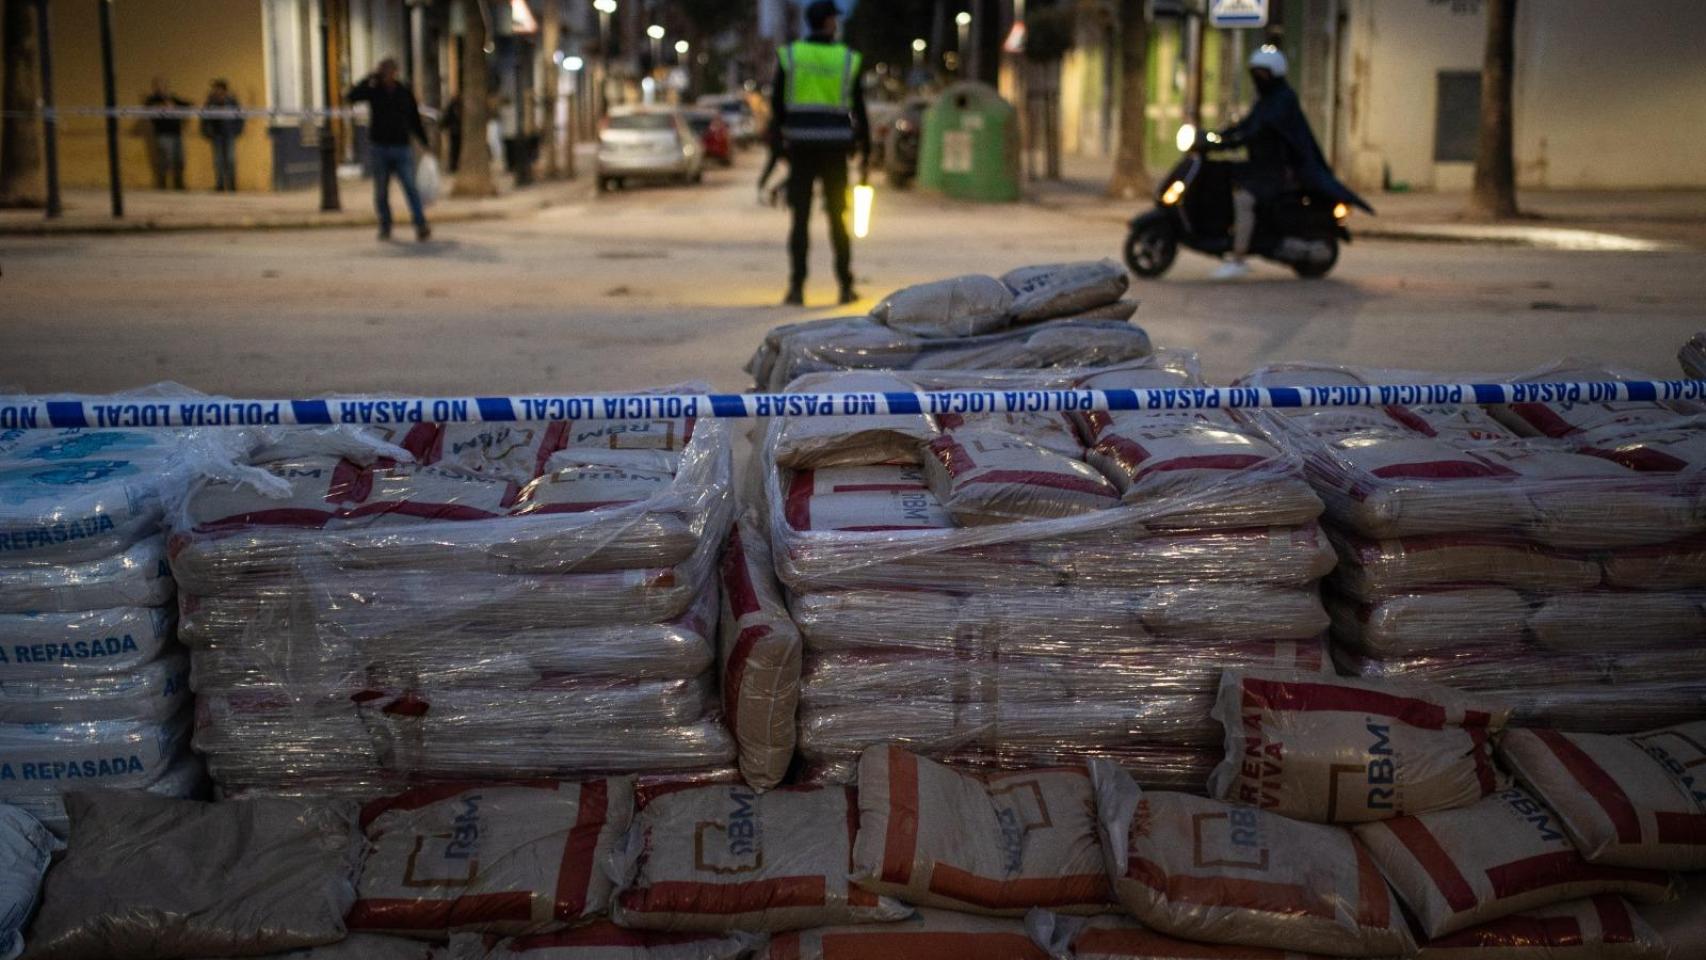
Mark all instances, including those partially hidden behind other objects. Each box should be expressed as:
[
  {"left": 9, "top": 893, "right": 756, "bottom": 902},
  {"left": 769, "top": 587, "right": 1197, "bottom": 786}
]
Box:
[
  {"left": 1471, "top": 0, "right": 1518, "bottom": 219},
  {"left": 0, "top": 0, "right": 44, "bottom": 208},
  {"left": 1107, "top": 0, "right": 1150, "bottom": 200},
  {"left": 538, "top": 11, "right": 559, "bottom": 180},
  {"left": 454, "top": 0, "right": 498, "bottom": 197}
]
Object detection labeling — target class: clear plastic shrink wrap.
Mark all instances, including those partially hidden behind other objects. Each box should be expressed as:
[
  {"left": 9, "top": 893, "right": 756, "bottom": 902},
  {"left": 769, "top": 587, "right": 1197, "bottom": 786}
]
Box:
[
  {"left": 746, "top": 261, "right": 1149, "bottom": 392},
  {"left": 1236, "top": 360, "right": 1706, "bottom": 735},
  {"left": 762, "top": 353, "right": 1333, "bottom": 787},
  {"left": 0, "top": 413, "right": 215, "bottom": 834},
  {"left": 170, "top": 388, "right": 739, "bottom": 796}
]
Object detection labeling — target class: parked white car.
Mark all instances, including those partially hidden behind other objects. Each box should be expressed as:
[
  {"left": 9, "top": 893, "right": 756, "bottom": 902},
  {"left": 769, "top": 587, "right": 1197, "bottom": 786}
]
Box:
[{"left": 597, "top": 110, "right": 704, "bottom": 191}]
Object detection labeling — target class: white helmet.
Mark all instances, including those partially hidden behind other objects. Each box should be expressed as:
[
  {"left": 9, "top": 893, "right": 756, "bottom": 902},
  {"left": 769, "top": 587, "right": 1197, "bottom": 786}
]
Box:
[{"left": 1248, "top": 44, "right": 1288, "bottom": 77}]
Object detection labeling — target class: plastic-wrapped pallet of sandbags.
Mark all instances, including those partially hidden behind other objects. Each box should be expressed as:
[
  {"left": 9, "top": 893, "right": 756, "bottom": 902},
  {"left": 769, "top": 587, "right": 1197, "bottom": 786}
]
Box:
[
  {"left": 764, "top": 354, "right": 1331, "bottom": 787},
  {"left": 172, "top": 387, "right": 739, "bottom": 798},
  {"left": 1237, "top": 360, "right": 1706, "bottom": 737},
  {"left": 0, "top": 419, "right": 213, "bottom": 835}
]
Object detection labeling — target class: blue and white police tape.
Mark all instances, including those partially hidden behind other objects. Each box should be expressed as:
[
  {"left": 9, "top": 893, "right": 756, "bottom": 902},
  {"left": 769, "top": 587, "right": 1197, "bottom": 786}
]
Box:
[{"left": 2, "top": 379, "right": 1703, "bottom": 430}]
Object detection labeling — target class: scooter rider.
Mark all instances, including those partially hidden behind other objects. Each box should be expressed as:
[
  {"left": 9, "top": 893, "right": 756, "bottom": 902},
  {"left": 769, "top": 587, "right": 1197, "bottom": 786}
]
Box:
[{"left": 1207, "top": 45, "right": 1365, "bottom": 279}]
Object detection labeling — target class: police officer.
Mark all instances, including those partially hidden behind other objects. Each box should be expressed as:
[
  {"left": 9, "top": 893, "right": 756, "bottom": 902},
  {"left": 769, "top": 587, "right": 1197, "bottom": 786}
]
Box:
[{"left": 772, "top": 0, "right": 869, "bottom": 306}]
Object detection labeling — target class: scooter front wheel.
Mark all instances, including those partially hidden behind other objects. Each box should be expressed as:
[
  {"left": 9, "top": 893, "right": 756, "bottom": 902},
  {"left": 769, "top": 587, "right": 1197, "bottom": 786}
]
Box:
[
  {"left": 1124, "top": 217, "right": 1179, "bottom": 278},
  {"left": 1292, "top": 236, "right": 1340, "bottom": 279}
]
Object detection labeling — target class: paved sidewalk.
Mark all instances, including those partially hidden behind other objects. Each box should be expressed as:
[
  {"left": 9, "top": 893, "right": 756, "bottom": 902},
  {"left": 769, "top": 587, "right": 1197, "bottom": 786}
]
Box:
[
  {"left": 0, "top": 170, "right": 595, "bottom": 236},
  {"left": 1027, "top": 152, "right": 1706, "bottom": 251}
]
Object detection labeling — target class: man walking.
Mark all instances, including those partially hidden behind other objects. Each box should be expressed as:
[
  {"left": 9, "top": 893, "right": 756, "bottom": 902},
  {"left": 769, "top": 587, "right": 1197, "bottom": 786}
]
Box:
[
  {"left": 771, "top": 0, "right": 868, "bottom": 306},
  {"left": 200, "top": 79, "right": 245, "bottom": 192},
  {"left": 348, "top": 58, "right": 432, "bottom": 242},
  {"left": 144, "top": 77, "right": 191, "bottom": 190}
]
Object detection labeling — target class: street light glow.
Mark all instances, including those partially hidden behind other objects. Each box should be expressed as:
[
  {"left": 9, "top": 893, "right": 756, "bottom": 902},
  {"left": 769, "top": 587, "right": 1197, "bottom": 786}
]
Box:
[
  {"left": 911, "top": 38, "right": 927, "bottom": 53},
  {"left": 563, "top": 55, "right": 585, "bottom": 71},
  {"left": 646, "top": 24, "right": 665, "bottom": 40},
  {"left": 674, "top": 39, "right": 689, "bottom": 54},
  {"left": 955, "top": 11, "right": 972, "bottom": 26},
  {"left": 592, "top": 0, "right": 616, "bottom": 13}
]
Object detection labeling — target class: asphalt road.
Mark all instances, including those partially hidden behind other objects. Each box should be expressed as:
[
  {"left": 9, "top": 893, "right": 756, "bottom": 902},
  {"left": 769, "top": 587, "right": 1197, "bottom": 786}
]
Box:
[{"left": 1, "top": 152, "right": 1700, "bottom": 395}]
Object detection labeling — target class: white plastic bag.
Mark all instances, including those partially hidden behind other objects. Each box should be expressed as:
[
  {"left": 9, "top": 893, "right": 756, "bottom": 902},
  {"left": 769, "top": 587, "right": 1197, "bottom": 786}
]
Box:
[{"left": 416, "top": 154, "right": 443, "bottom": 206}]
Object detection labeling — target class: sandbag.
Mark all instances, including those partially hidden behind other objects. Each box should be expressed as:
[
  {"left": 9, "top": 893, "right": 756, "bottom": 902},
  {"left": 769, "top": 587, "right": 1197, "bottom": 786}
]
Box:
[
  {"left": 1331, "top": 533, "right": 1603, "bottom": 597},
  {"left": 786, "top": 464, "right": 927, "bottom": 497},
  {"left": 1354, "top": 786, "right": 1673, "bottom": 938},
  {"left": 6, "top": 752, "right": 203, "bottom": 837},
  {"left": 0, "top": 649, "right": 188, "bottom": 724},
  {"left": 1414, "top": 895, "right": 1665, "bottom": 959},
  {"left": 1602, "top": 538, "right": 1706, "bottom": 590},
  {"left": 428, "top": 421, "right": 568, "bottom": 483},
  {"left": 0, "top": 457, "right": 166, "bottom": 565},
  {"left": 1040, "top": 524, "right": 1337, "bottom": 589},
  {"left": 24, "top": 792, "right": 361, "bottom": 960},
  {"left": 938, "top": 411, "right": 1085, "bottom": 459},
  {"left": 1637, "top": 871, "right": 1706, "bottom": 960},
  {"left": 1210, "top": 670, "right": 1507, "bottom": 824},
  {"left": 760, "top": 908, "right": 1043, "bottom": 960},
  {"left": 789, "top": 589, "right": 966, "bottom": 654},
  {"left": 0, "top": 712, "right": 190, "bottom": 800},
  {"left": 1137, "top": 584, "right": 1329, "bottom": 641},
  {"left": 851, "top": 745, "right": 1110, "bottom": 915},
  {"left": 349, "top": 779, "right": 634, "bottom": 937},
  {"left": 1490, "top": 398, "right": 1681, "bottom": 440},
  {"left": 1527, "top": 592, "right": 1706, "bottom": 652},
  {"left": 1327, "top": 588, "right": 1530, "bottom": 656},
  {"left": 194, "top": 933, "right": 438, "bottom": 960},
  {"left": 783, "top": 488, "right": 953, "bottom": 533},
  {"left": 445, "top": 924, "right": 755, "bottom": 960},
  {"left": 771, "top": 373, "right": 939, "bottom": 469},
  {"left": 1084, "top": 420, "right": 1310, "bottom": 514},
  {"left": 0, "top": 606, "right": 173, "bottom": 679},
  {"left": 0, "top": 534, "right": 173, "bottom": 613},
  {"left": 718, "top": 515, "right": 802, "bottom": 790},
  {"left": 921, "top": 431, "right": 1119, "bottom": 525},
  {"left": 1026, "top": 912, "right": 1333, "bottom": 960},
  {"left": 1002, "top": 260, "right": 1129, "bottom": 324},
  {"left": 872, "top": 275, "right": 1014, "bottom": 339},
  {"left": 1498, "top": 722, "right": 1706, "bottom": 871},
  {"left": 0, "top": 804, "right": 52, "bottom": 960},
  {"left": 1091, "top": 760, "right": 1414, "bottom": 957},
  {"left": 609, "top": 783, "right": 911, "bottom": 932}
]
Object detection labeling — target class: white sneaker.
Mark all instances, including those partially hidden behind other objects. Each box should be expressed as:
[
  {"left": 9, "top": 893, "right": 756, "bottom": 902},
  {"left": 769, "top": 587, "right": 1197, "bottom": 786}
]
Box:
[{"left": 1211, "top": 259, "right": 1251, "bottom": 280}]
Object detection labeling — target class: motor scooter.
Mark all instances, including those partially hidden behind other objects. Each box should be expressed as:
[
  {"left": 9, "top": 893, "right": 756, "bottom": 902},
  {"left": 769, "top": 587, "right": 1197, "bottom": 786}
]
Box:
[{"left": 1124, "top": 124, "right": 1361, "bottom": 279}]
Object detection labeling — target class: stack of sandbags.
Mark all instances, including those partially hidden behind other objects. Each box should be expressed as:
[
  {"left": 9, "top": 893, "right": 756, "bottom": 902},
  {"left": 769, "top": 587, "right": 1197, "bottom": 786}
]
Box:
[
  {"left": 746, "top": 261, "right": 1151, "bottom": 391},
  {"left": 1237, "top": 360, "right": 1706, "bottom": 734},
  {"left": 762, "top": 354, "right": 1333, "bottom": 787},
  {"left": 170, "top": 402, "right": 738, "bottom": 798},
  {"left": 0, "top": 427, "right": 206, "bottom": 834}
]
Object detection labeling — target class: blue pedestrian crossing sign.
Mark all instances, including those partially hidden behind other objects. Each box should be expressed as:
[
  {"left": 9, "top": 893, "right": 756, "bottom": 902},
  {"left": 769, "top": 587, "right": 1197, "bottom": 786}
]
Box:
[{"left": 1209, "top": 0, "right": 1269, "bottom": 28}]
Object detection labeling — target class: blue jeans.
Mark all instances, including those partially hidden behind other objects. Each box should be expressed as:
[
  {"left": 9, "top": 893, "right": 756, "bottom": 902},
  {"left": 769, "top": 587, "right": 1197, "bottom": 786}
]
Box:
[
  {"left": 153, "top": 133, "right": 184, "bottom": 190},
  {"left": 371, "top": 144, "right": 426, "bottom": 232},
  {"left": 209, "top": 135, "right": 237, "bottom": 191}
]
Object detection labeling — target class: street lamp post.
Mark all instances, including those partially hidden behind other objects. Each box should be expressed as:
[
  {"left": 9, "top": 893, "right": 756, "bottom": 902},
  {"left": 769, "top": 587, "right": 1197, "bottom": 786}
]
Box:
[
  {"left": 592, "top": 0, "right": 615, "bottom": 126},
  {"left": 646, "top": 24, "right": 664, "bottom": 75},
  {"left": 317, "top": 0, "right": 340, "bottom": 212},
  {"left": 911, "top": 37, "right": 926, "bottom": 76},
  {"left": 954, "top": 11, "right": 970, "bottom": 76},
  {"left": 673, "top": 39, "right": 689, "bottom": 98},
  {"left": 97, "top": 0, "right": 122, "bottom": 218},
  {"left": 34, "top": 0, "right": 61, "bottom": 218}
]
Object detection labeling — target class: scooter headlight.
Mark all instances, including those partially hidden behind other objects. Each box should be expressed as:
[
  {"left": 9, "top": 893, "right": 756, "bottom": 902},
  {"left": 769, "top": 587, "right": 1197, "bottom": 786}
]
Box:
[
  {"left": 1332, "top": 202, "right": 1350, "bottom": 221},
  {"left": 1161, "top": 180, "right": 1186, "bottom": 206},
  {"left": 1174, "top": 123, "right": 1196, "bottom": 153}
]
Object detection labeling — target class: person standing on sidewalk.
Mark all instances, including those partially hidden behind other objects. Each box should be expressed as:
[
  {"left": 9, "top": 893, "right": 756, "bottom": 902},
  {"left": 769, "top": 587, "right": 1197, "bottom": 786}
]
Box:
[
  {"left": 144, "top": 78, "right": 191, "bottom": 191},
  {"left": 771, "top": 0, "right": 869, "bottom": 306},
  {"left": 200, "top": 79, "right": 245, "bottom": 192},
  {"left": 348, "top": 58, "right": 432, "bottom": 242}
]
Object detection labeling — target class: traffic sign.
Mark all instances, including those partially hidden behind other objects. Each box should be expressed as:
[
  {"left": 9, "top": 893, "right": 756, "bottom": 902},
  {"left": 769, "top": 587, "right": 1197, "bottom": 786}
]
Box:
[{"left": 1209, "top": 0, "right": 1269, "bottom": 28}]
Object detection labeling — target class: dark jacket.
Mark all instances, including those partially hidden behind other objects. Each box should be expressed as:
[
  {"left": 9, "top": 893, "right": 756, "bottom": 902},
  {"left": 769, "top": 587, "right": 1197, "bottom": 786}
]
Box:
[
  {"left": 200, "top": 95, "right": 245, "bottom": 140},
  {"left": 348, "top": 77, "right": 429, "bottom": 148},
  {"left": 1217, "top": 78, "right": 1372, "bottom": 213},
  {"left": 144, "top": 93, "right": 192, "bottom": 137},
  {"left": 770, "top": 36, "right": 870, "bottom": 161}
]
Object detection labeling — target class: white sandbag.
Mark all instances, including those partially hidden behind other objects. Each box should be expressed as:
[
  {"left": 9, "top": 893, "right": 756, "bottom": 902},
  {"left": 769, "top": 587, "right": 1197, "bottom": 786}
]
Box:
[
  {"left": 1002, "top": 260, "right": 1129, "bottom": 324},
  {"left": 921, "top": 430, "right": 1118, "bottom": 525},
  {"left": 197, "top": 933, "right": 439, "bottom": 960},
  {"left": 0, "top": 427, "right": 178, "bottom": 465},
  {"left": 0, "top": 649, "right": 188, "bottom": 724},
  {"left": 1090, "top": 760, "right": 1414, "bottom": 957},
  {"left": 0, "top": 712, "right": 190, "bottom": 800},
  {"left": 851, "top": 745, "right": 1110, "bottom": 915},
  {"left": 1491, "top": 398, "right": 1682, "bottom": 440},
  {"left": 1498, "top": 722, "right": 1706, "bottom": 871},
  {"left": 783, "top": 488, "right": 954, "bottom": 533},
  {"left": 1331, "top": 532, "right": 1604, "bottom": 596},
  {"left": 718, "top": 515, "right": 802, "bottom": 790},
  {"left": 1414, "top": 895, "right": 1665, "bottom": 959},
  {"left": 0, "top": 534, "right": 173, "bottom": 613},
  {"left": 561, "top": 418, "right": 697, "bottom": 454},
  {"left": 349, "top": 779, "right": 634, "bottom": 936},
  {"left": 1084, "top": 422, "right": 1321, "bottom": 527},
  {"left": 1527, "top": 592, "right": 1706, "bottom": 652},
  {"left": 938, "top": 411, "right": 1085, "bottom": 459},
  {"left": 872, "top": 275, "right": 1014, "bottom": 339},
  {"left": 1137, "top": 584, "right": 1329, "bottom": 641},
  {"left": 609, "top": 783, "right": 911, "bottom": 932},
  {"left": 1315, "top": 435, "right": 1529, "bottom": 538},
  {"left": 760, "top": 908, "right": 1043, "bottom": 960},
  {"left": 6, "top": 752, "right": 203, "bottom": 837},
  {"left": 1327, "top": 588, "right": 1530, "bottom": 656},
  {"left": 789, "top": 589, "right": 966, "bottom": 653},
  {"left": 1354, "top": 786, "right": 1674, "bottom": 938},
  {"left": 1209, "top": 669, "right": 1507, "bottom": 823},
  {"left": 772, "top": 373, "right": 939, "bottom": 469},
  {"left": 23, "top": 792, "right": 361, "bottom": 960},
  {"left": 786, "top": 464, "right": 927, "bottom": 497},
  {"left": 0, "top": 606, "right": 173, "bottom": 678},
  {"left": 1637, "top": 871, "right": 1706, "bottom": 960},
  {"left": 0, "top": 804, "right": 52, "bottom": 960},
  {"left": 1041, "top": 524, "right": 1337, "bottom": 589},
  {"left": 1602, "top": 538, "right": 1706, "bottom": 590},
  {"left": 1580, "top": 423, "right": 1706, "bottom": 476},
  {"left": 445, "top": 923, "right": 756, "bottom": 960},
  {"left": 428, "top": 421, "right": 567, "bottom": 482},
  {"left": 0, "top": 457, "right": 167, "bottom": 565},
  {"left": 1026, "top": 911, "right": 1332, "bottom": 959}
]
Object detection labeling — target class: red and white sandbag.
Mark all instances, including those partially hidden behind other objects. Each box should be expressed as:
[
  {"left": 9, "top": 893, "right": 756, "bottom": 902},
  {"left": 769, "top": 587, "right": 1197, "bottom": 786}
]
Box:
[
  {"left": 1414, "top": 895, "right": 1665, "bottom": 959},
  {"left": 609, "top": 783, "right": 911, "bottom": 932},
  {"left": 1026, "top": 912, "right": 1340, "bottom": 960},
  {"left": 427, "top": 421, "right": 568, "bottom": 482},
  {"left": 786, "top": 464, "right": 927, "bottom": 497},
  {"left": 348, "top": 779, "right": 634, "bottom": 936},
  {"left": 1331, "top": 533, "right": 1604, "bottom": 596},
  {"left": 938, "top": 411, "right": 1085, "bottom": 459},
  {"left": 921, "top": 430, "right": 1119, "bottom": 525},
  {"left": 1084, "top": 420, "right": 1315, "bottom": 519},
  {"left": 1354, "top": 786, "right": 1674, "bottom": 938},
  {"left": 1327, "top": 588, "right": 1531, "bottom": 656},
  {"left": 445, "top": 923, "right": 756, "bottom": 960},
  {"left": 1210, "top": 670, "right": 1508, "bottom": 824},
  {"left": 1491, "top": 397, "right": 1681, "bottom": 440},
  {"left": 1527, "top": 592, "right": 1706, "bottom": 652},
  {"left": 512, "top": 465, "right": 675, "bottom": 515},
  {"left": 1090, "top": 760, "right": 1414, "bottom": 957},
  {"left": 1316, "top": 435, "right": 1527, "bottom": 538},
  {"left": 1637, "top": 872, "right": 1706, "bottom": 960},
  {"left": 719, "top": 514, "right": 803, "bottom": 791},
  {"left": 772, "top": 373, "right": 939, "bottom": 469},
  {"left": 1136, "top": 584, "right": 1329, "bottom": 641},
  {"left": 1498, "top": 722, "right": 1706, "bottom": 871},
  {"left": 850, "top": 745, "right": 1110, "bottom": 916},
  {"left": 782, "top": 487, "right": 954, "bottom": 534},
  {"left": 760, "top": 908, "right": 1045, "bottom": 960},
  {"left": 561, "top": 418, "right": 696, "bottom": 454}
]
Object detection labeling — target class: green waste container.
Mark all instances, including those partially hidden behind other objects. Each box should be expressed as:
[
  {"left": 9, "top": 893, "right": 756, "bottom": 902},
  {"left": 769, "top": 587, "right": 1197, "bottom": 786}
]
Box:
[{"left": 917, "top": 82, "right": 1020, "bottom": 203}]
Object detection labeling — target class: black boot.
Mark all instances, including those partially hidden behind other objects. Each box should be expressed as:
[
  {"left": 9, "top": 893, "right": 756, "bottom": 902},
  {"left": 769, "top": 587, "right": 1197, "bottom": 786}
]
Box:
[
  {"left": 837, "top": 281, "right": 859, "bottom": 305},
  {"left": 782, "top": 282, "right": 805, "bottom": 306}
]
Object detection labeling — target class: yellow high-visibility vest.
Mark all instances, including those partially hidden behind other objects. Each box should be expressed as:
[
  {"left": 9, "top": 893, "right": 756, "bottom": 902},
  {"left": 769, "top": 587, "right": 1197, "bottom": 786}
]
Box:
[{"left": 778, "top": 41, "right": 860, "bottom": 144}]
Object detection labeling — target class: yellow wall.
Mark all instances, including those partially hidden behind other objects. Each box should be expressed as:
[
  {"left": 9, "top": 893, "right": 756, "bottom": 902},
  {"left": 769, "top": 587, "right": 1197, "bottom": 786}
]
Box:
[{"left": 47, "top": 0, "right": 272, "bottom": 192}]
